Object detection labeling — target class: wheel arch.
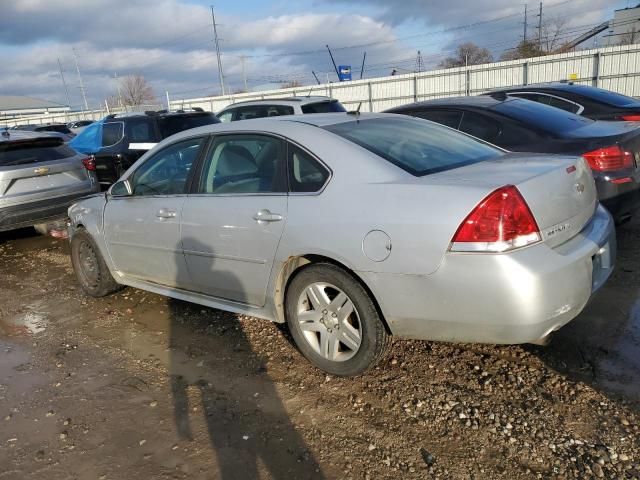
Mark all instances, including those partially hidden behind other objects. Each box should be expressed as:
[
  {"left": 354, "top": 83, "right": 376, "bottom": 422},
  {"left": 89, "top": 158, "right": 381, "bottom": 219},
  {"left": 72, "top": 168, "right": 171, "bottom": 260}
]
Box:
[{"left": 272, "top": 254, "right": 392, "bottom": 335}]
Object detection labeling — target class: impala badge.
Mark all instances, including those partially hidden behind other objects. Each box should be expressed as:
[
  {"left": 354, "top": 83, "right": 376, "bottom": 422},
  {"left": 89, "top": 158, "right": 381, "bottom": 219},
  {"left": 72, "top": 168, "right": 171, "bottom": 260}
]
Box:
[
  {"left": 34, "top": 167, "right": 50, "bottom": 175},
  {"left": 575, "top": 183, "right": 585, "bottom": 194}
]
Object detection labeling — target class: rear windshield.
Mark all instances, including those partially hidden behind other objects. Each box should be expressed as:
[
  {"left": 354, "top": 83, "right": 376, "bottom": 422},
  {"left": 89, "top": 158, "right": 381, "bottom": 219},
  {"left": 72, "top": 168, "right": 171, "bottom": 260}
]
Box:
[
  {"left": 302, "top": 100, "right": 346, "bottom": 114},
  {"left": 323, "top": 117, "right": 503, "bottom": 176},
  {"left": 493, "top": 99, "right": 593, "bottom": 134},
  {"left": 0, "top": 138, "right": 76, "bottom": 166},
  {"left": 568, "top": 85, "right": 640, "bottom": 107},
  {"left": 158, "top": 113, "right": 220, "bottom": 138}
]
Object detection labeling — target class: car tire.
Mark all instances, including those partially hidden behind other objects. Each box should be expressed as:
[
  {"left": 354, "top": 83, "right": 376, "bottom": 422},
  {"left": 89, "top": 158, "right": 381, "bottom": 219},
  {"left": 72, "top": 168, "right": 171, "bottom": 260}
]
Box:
[
  {"left": 285, "top": 263, "right": 390, "bottom": 376},
  {"left": 71, "top": 228, "right": 122, "bottom": 297}
]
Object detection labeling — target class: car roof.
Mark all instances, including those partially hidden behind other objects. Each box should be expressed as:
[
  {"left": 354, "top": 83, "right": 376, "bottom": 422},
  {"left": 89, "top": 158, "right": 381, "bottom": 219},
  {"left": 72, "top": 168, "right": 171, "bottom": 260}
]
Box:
[
  {"left": 0, "top": 129, "right": 62, "bottom": 143},
  {"left": 387, "top": 95, "right": 511, "bottom": 111},
  {"left": 219, "top": 96, "right": 339, "bottom": 110},
  {"left": 104, "top": 110, "right": 215, "bottom": 122}
]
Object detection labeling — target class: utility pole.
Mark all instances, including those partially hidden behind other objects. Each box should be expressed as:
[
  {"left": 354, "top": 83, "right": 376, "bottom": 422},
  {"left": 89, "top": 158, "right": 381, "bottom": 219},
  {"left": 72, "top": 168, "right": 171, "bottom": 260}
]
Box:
[
  {"left": 415, "top": 50, "right": 424, "bottom": 73},
  {"left": 360, "top": 52, "right": 367, "bottom": 79},
  {"left": 326, "top": 45, "right": 340, "bottom": 80},
  {"left": 166, "top": 91, "right": 171, "bottom": 110},
  {"left": 57, "top": 58, "right": 71, "bottom": 108},
  {"left": 114, "top": 73, "right": 124, "bottom": 110},
  {"left": 523, "top": 4, "right": 528, "bottom": 43},
  {"left": 537, "top": 2, "right": 543, "bottom": 50},
  {"left": 210, "top": 5, "right": 225, "bottom": 95},
  {"left": 72, "top": 48, "right": 89, "bottom": 111},
  {"left": 240, "top": 55, "right": 248, "bottom": 91}
]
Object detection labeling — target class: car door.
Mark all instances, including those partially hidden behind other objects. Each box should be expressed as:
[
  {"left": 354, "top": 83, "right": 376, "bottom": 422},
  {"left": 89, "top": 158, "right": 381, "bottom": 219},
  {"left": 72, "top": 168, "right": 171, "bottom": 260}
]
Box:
[
  {"left": 180, "top": 133, "right": 288, "bottom": 306},
  {"left": 103, "top": 136, "right": 206, "bottom": 287}
]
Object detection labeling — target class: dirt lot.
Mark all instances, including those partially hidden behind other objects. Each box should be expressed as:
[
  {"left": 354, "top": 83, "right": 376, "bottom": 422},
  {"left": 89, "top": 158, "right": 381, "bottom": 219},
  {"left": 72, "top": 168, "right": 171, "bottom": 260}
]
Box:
[{"left": 0, "top": 222, "right": 639, "bottom": 480}]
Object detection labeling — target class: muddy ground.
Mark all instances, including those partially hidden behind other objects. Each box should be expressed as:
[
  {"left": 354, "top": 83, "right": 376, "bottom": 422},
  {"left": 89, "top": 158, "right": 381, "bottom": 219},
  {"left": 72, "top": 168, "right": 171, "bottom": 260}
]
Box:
[{"left": 0, "top": 222, "right": 639, "bottom": 480}]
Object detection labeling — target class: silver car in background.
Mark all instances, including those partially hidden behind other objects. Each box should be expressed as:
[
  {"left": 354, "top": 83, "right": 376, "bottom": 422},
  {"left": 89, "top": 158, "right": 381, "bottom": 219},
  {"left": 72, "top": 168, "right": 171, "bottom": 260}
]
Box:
[
  {"left": 67, "top": 113, "right": 615, "bottom": 376},
  {"left": 0, "top": 130, "right": 99, "bottom": 233}
]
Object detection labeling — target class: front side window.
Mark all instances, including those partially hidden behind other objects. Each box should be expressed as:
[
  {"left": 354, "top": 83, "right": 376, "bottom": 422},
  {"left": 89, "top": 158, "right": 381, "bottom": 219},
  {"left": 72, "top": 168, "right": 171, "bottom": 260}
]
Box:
[
  {"left": 324, "top": 117, "right": 502, "bottom": 177},
  {"left": 102, "top": 122, "right": 124, "bottom": 147},
  {"left": 129, "top": 137, "right": 204, "bottom": 196},
  {"left": 217, "top": 110, "right": 233, "bottom": 123},
  {"left": 288, "top": 145, "right": 329, "bottom": 192},
  {"left": 198, "top": 135, "right": 285, "bottom": 194}
]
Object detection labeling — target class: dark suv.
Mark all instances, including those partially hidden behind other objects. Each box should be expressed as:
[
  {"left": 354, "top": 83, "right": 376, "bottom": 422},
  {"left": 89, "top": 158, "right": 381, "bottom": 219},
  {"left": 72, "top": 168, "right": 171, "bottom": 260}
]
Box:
[{"left": 89, "top": 109, "right": 219, "bottom": 186}]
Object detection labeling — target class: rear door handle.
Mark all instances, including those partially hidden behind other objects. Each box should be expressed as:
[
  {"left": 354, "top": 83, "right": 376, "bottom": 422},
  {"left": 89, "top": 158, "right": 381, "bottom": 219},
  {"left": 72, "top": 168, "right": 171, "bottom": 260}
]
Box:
[
  {"left": 156, "top": 208, "right": 176, "bottom": 219},
  {"left": 253, "top": 209, "right": 283, "bottom": 223}
]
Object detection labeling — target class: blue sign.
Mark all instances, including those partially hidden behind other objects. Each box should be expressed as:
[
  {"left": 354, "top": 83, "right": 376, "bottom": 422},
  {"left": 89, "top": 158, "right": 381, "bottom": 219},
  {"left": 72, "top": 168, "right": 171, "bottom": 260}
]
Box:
[{"left": 338, "top": 65, "right": 352, "bottom": 82}]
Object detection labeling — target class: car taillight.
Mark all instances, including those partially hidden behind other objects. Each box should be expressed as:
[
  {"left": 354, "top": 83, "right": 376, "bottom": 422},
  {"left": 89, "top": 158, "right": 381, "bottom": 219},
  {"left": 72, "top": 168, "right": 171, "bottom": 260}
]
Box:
[
  {"left": 450, "top": 185, "right": 540, "bottom": 253},
  {"left": 81, "top": 156, "right": 96, "bottom": 171},
  {"left": 582, "top": 145, "right": 633, "bottom": 172},
  {"left": 618, "top": 114, "right": 640, "bottom": 121}
]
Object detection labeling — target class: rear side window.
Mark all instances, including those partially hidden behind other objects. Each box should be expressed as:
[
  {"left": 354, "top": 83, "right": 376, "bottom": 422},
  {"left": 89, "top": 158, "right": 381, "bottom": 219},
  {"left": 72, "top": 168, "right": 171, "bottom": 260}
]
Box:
[
  {"left": 36, "top": 125, "right": 72, "bottom": 134},
  {"left": 459, "top": 111, "right": 501, "bottom": 144},
  {"left": 409, "top": 109, "right": 462, "bottom": 129},
  {"left": 158, "top": 113, "right": 220, "bottom": 138},
  {"left": 511, "top": 93, "right": 581, "bottom": 114},
  {"left": 231, "top": 105, "right": 295, "bottom": 121},
  {"left": 0, "top": 139, "right": 76, "bottom": 166},
  {"left": 324, "top": 117, "right": 503, "bottom": 176},
  {"left": 217, "top": 110, "right": 233, "bottom": 123},
  {"left": 288, "top": 145, "right": 329, "bottom": 192},
  {"left": 102, "top": 122, "right": 124, "bottom": 147},
  {"left": 301, "top": 101, "right": 346, "bottom": 114}
]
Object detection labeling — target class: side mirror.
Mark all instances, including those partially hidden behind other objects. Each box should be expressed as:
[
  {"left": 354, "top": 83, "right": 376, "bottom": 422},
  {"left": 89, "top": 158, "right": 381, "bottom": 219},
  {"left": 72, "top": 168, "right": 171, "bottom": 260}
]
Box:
[{"left": 109, "top": 179, "right": 133, "bottom": 197}]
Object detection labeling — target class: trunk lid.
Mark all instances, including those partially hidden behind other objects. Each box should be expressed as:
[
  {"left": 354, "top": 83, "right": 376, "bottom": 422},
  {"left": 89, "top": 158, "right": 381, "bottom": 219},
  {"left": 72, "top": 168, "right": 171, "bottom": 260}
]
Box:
[
  {"left": 0, "top": 137, "right": 93, "bottom": 204},
  {"left": 430, "top": 153, "right": 597, "bottom": 248}
]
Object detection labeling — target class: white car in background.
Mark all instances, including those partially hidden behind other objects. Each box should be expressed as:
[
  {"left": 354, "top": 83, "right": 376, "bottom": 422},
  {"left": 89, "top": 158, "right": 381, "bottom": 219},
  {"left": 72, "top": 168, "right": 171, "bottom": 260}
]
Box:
[{"left": 216, "top": 96, "right": 346, "bottom": 122}]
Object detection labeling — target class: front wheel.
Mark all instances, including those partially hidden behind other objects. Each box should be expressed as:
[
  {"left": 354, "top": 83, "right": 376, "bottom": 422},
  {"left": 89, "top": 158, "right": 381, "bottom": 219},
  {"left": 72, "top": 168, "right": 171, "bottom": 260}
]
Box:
[
  {"left": 285, "top": 263, "right": 390, "bottom": 376},
  {"left": 70, "top": 229, "right": 123, "bottom": 297}
]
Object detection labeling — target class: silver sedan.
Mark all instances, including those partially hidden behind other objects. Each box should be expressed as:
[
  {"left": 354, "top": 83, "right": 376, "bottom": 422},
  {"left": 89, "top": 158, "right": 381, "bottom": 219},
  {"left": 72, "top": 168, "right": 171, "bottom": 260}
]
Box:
[{"left": 67, "top": 113, "right": 616, "bottom": 376}]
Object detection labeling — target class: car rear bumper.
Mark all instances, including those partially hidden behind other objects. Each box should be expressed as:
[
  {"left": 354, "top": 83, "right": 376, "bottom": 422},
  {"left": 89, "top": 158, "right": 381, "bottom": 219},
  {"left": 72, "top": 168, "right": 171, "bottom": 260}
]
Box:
[
  {"left": 359, "top": 204, "right": 615, "bottom": 344},
  {"left": 0, "top": 189, "right": 99, "bottom": 232}
]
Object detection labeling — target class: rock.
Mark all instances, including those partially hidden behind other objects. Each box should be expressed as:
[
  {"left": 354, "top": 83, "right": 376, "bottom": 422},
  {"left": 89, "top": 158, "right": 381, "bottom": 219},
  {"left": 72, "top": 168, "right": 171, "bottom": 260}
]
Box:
[
  {"left": 592, "top": 463, "right": 604, "bottom": 478},
  {"left": 368, "top": 444, "right": 376, "bottom": 451},
  {"left": 139, "top": 439, "right": 146, "bottom": 446},
  {"left": 420, "top": 448, "right": 435, "bottom": 466},
  {"left": 618, "top": 454, "right": 629, "bottom": 462},
  {"left": 149, "top": 401, "right": 158, "bottom": 407}
]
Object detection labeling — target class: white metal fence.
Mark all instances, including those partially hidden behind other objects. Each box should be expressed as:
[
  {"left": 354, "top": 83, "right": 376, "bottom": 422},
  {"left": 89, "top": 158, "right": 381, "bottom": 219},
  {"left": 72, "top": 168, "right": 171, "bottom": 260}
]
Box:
[
  {"left": 6, "top": 43, "right": 640, "bottom": 127},
  {"left": 170, "top": 43, "right": 640, "bottom": 114},
  {"left": 3, "top": 104, "right": 163, "bottom": 127}
]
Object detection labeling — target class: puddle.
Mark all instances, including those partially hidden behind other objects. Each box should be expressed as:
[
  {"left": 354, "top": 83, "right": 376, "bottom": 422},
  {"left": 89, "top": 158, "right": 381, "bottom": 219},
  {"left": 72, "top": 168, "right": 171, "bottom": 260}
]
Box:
[
  {"left": 0, "top": 303, "right": 49, "bottom": 336},
  {"left": 547, "top": 285, "right": 640, "bottom": 402}
]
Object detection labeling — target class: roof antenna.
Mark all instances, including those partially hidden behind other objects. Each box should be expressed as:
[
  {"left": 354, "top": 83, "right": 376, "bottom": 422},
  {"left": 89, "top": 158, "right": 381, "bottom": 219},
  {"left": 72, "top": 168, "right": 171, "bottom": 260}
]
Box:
[
  {"left": 305, "top": 85, "right": 314, "bottom": 97},
  {"left": 347, "top": 102, "right": 363, "bottom": 123}
]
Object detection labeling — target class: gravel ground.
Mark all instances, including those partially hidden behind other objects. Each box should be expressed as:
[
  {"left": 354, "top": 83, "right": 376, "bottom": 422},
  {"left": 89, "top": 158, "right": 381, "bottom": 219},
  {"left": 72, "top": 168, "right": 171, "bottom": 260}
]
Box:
[{"left": 0, "top": 222, "right": 638, "bottom": 480}]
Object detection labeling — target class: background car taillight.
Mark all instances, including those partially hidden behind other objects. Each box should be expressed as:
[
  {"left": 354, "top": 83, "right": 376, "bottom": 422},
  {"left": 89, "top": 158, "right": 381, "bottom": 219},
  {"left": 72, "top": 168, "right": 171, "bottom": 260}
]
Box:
[
  {"left": 450, "top": 185, "right": 540, "bottom": 253},
  {"left": 81, "top": 156, "right": 96, "bottom": 171},
  {"left": 618, "top": 114, "right": 640, "bottom": 121},
  {"left": 582, "top": 145, "right": 633, "bottom": 172}
]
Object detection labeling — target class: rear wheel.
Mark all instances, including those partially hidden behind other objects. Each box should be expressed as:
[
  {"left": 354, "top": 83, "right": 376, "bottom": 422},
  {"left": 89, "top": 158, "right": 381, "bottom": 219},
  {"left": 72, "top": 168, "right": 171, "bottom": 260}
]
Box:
[
  {"left": 285, "top": 263, "right": 390, "bottom": 376},
  {"left": 71, "top": 229, "right": 122, "bottom": 297}
]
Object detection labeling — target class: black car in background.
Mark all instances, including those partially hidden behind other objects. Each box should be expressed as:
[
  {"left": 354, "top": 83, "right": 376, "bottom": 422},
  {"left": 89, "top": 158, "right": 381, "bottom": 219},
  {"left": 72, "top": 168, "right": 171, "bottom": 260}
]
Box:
[
  {"left": 485, "top": 82, "right": 640, "bottom": 121},
  {"left": 386, "top": 95, "right": 640, "bottom": 222},
  {"left": 90, "top": 109, "right": 219, "bottom": 186}
]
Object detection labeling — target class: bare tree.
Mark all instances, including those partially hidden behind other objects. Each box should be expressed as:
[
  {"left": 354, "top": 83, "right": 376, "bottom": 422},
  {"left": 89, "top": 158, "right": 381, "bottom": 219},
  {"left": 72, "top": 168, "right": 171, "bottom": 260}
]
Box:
[
  {"left": 118, "top": 74, "right": 156, "bottom": 107},
  {"left": 439, "top": 42, "right": 493, "bottom": 69},
  {"left": 500, "top": 40, "right": 545, "bottom": 61},
  {"left": 539, "top": 15, "right": 569, "bottom": 53}
]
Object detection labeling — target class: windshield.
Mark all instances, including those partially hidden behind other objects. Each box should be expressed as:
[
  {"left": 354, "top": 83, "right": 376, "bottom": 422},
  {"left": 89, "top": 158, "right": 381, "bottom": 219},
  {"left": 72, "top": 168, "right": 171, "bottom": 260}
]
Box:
[
  {"left": 493, "top": 99, "right": 593, "bottom": 134},
  {"left": 302, "top": 100, "right": 346, "bottom": 114},
  {"left": 323, "top": 116, "right": 503, "bottom": 176},
  {"left": 158, "top": 113, "right": 220, "bottom": 138}
]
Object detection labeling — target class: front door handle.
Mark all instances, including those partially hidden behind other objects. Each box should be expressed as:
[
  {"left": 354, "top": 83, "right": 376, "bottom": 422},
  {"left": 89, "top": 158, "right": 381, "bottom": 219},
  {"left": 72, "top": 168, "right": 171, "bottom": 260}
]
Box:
[
  {"left": 156, "top": 208, "right": 176, "bottom": 219},
  {"left": 253, "top": 209, "right": 283, "bottom": 223}
]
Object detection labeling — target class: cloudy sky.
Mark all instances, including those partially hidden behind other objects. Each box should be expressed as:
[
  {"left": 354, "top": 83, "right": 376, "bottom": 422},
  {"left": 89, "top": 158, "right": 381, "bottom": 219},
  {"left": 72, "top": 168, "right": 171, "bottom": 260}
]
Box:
[{"left": 0, "top": 0, "right": 629, "bottom": 109}]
